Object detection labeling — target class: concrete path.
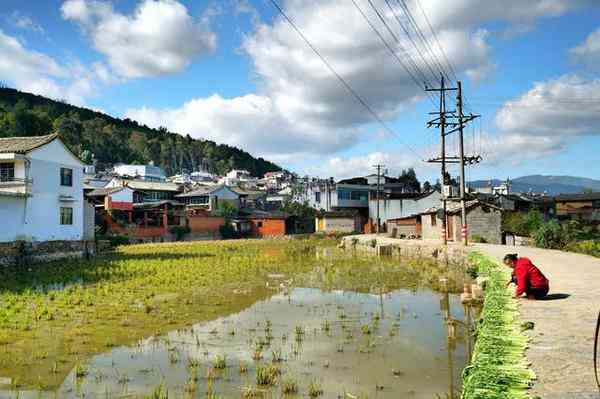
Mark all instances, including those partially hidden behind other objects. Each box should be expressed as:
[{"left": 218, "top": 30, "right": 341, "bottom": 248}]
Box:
[{"left": 474, "top": 244, "right": 600, "bottom": 399}]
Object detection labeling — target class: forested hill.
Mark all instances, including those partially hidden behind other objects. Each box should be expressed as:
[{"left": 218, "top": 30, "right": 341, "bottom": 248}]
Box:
[{"left": 0, "top": 88, "right": 281, "bottom": 176}]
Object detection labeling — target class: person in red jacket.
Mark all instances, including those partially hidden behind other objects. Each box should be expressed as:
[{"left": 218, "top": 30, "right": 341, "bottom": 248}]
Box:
[{"left": 503, "top": 254, "right": 550, "bottom": 299}]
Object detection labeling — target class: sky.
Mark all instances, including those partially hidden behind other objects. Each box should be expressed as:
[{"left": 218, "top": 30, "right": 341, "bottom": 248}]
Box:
[{"left": 1, "top": 0, "right": 600, "bottom": 183}]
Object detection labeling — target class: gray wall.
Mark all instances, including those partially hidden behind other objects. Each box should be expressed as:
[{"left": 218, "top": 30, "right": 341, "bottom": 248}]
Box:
[{"left": 370, "top": 191, "right": 441, "bottom": 222}]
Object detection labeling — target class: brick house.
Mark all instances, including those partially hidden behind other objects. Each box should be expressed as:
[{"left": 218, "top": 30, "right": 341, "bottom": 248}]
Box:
[
  {"left": 555, "top": 192, "right": 600, "bottom": 223},
  {"left": 421, "top": 200, "right": 503, "bottom": 244}
]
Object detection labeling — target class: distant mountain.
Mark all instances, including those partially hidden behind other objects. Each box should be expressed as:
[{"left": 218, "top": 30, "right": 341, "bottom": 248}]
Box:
[
  {"left": 0, "top": 88, "right": 281, "bottom": 177},
  {"left": 469, "top": 175, "right": 600, "bottom": 195}
]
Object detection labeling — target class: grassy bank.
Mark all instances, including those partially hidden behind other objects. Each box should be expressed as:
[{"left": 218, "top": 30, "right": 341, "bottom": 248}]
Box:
[
  {"left": 0, "top": 238, "right": 463, "bottom": 390},
  {"left": 461, "top": 252, "right": 535, "bottom": 399}
]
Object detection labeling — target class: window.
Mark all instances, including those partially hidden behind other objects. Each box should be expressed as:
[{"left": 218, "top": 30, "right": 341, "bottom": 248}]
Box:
[
  {"left": 430, "top": 214, "right": 437, "bottom": 226},
  {"left": 0, "top": 163, "right": 15, "bottom": 182},
  {"left": 60, "top": 168, "right": 73, "bottom": 186},
  {"left": 257, "top": 221, "right": 263, "bottom": 228},
  {"left": 315, "top": 192, "right": 321, "bottom": 203},
  {"left": 60, "top": 207, "right": 73, "bottom": 225},
  {"left": 593, "top": 200, "right": 600, "bottom": 209}
]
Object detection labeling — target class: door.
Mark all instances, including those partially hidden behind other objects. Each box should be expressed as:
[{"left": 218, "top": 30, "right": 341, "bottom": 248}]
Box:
[{"left": 446, "top": 215, "right": 454, "bottom": 241}]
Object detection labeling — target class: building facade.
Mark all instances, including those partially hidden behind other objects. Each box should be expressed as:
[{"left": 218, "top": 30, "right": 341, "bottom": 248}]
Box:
[{"left": 0, "top": 134, "right": 90, "bottom": 245}]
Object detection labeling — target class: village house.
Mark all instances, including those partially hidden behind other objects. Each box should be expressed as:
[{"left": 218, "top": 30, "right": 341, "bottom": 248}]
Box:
[
  {"left": 112, "top": 163, "right": 167, "bottom": 181},
  {"left": 368, "top": 190, "right": 442, "bottom": 233},
  {"left": 420, "top": 200, "right": 503, "bottom": 244},
  {"left": 555, "top": 192, "right": 600, "bottom": 223},
  {"left": 237, "top": 209, "right": 288, "bottom": 237},
  {"left": 176, "top": 185, "right": 241, "bottom": 212},
  {"left": 0, "top": 134, "right": 94, "bottom": 263},
  {"left": 315, "top": 210, "right": 362, "bottom": 234}
]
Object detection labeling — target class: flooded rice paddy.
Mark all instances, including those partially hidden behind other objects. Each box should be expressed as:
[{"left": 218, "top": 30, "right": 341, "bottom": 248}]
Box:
[{"left": 0, "top": 240, "right": 475, "bottom": 398}]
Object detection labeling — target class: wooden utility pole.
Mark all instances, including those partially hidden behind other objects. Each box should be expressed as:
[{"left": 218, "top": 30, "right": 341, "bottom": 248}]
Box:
[
  {"left": 373, "top": 164, "right": 385, "bottom": 234},
  {"left": 426, "top": 76, "right": 481, "bottom": 246}
]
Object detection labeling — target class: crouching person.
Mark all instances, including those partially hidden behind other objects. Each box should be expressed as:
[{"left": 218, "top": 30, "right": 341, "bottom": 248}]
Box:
[{"left": 503, "top": 254, "right": 550, "bottom": 299}]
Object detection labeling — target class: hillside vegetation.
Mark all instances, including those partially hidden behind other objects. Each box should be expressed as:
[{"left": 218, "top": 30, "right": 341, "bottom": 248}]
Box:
[{"left": 0, "top": 88, "right": 281, "bottom": 176}]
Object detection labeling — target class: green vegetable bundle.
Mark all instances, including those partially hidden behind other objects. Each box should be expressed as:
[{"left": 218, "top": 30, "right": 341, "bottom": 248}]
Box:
[{"left": 461, "top": 253, "right": 536, "bottom": 399}]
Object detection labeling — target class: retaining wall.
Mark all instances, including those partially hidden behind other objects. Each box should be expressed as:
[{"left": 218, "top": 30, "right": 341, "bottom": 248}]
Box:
[{"left": 0, "top": 240, "right": 96, "bottom": 267}]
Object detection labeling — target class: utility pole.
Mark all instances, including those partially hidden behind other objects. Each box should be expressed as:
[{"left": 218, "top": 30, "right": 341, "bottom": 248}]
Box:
[
  {"left": 373, "top": 164, "right": 385, "bottom": 234},
  {"left": 427, "top": 76, "right": 481, "bottom": 246}
]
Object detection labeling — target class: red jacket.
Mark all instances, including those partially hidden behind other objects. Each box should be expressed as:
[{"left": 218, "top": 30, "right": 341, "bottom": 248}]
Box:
[{"left": 514, "top": 257, "right": 549, "bottom": 296}]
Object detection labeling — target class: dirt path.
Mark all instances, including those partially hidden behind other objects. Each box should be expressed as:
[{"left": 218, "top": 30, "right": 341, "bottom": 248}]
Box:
[{"left": 474, "top": 244, "right": 600, "bottom": 399}]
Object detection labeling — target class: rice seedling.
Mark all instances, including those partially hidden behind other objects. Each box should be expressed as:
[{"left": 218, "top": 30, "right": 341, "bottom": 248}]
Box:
[
  {"left": 281, "top": 375, "right": 299, "bottom": 394},
  {"left": 241, "top": 385, "right": 262, "bottom": 398},
  {"left": 360, "top": 324, "right": 372, "bottom": 335},
  {"left": 239, "top": 360, "right": 248, "bottom": 374},
  {"left": 213, "top": 354, "right": 226, "bottom": 369},
  {"left": 321, "top": 320, "right": 331, "bottom": 333},
  {"left": 271, "top": 348, "right": 284, "bottom": 363},
  {"left": 256, "top": 364, "right": 280, "bottom": 386},
  {"left": 146, "top": 382, "right": 168, "bottom": 399},
  {"left": 74, "top": 363, "right": 88, "bottom": 379},
  {"left": 308, "top": 379, "right": 324, "bottom": 397}
]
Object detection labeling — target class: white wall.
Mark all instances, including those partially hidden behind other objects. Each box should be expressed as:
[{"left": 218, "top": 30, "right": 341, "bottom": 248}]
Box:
[
  {"left": 110, "top": 187, "right": 134, "bottom": 203},
  {"left": 0, "top": 139, "right": 85, "bottom": 242},
  {"left": 323, "top": 217, "right": 357, "bottom": 233},
  {"left": 369, "top": 191, "right": 442, "bottom": 222}
]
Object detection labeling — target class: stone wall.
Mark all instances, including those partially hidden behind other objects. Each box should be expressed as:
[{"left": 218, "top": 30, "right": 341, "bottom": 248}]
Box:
[
  {"left": 0, "top": 240, "right": 96, "bottom": 267},
  {"left": 464, "top": 206, "right": 502, "bottom": 244}
]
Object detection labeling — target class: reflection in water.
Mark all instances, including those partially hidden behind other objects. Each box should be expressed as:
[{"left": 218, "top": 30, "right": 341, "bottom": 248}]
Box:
[{"left": 3, "top": 285, "right": 471, "bottom": 399}]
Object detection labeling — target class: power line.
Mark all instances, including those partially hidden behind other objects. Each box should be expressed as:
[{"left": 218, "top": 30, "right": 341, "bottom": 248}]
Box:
[
  {"left": 267, "top": 0, "right": 426, "bottom": 161},
  {"left": 349, "top": 0, "right": 434, "bottom": 99},
  {"left": 395, "top": 0, "right": 451, "bottom": 84},
  {"left": 380, "top": 0, "right": 440, "bottom": 85},
  {"left": 414, "top": 0, "right": 458, "bottom": 83}
]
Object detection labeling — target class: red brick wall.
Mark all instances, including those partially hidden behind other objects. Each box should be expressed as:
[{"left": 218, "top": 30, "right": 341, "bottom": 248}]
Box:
[
  {"left": 250, "top": 219, "right": 286, "bottom": 237},
  {"left": 188, "top": 215, "right": 225, "bottom": 233}
]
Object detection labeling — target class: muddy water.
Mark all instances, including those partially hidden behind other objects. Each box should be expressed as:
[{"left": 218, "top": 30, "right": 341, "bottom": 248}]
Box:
[{"left": 3, "top": 285, "right": 473, "bottom": 398}]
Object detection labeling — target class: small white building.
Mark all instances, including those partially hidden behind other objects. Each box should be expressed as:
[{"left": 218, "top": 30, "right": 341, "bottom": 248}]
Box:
[
  {"left": 113, "top": 163, "right": 166, "bottom": 182},
  {"left": 0, "top": 134, "right": 87, "bottom": 242}
]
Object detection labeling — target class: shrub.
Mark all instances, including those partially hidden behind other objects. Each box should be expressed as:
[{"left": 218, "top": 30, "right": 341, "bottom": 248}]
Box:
[
  {"left": 105, "top": 235, "right": 130, "bottom": 247},
  {"left": 470, "top": 234, "right": 487, "bottom": 243},
  {"left": 169, "top": 226, "right": 190, "bottom": 241},
  {"left": 532, "top": 220, "right": 564, "bottom": 249},
  {"left": 219, "top": 224, "right": 239, "bottom": 239}
]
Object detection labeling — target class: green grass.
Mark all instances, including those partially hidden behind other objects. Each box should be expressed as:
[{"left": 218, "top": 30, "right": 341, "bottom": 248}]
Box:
[{"left": 461, "top": 253, "right": 535, "bottom": 399}]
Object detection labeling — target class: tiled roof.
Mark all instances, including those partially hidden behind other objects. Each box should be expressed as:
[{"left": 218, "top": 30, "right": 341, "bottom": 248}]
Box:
[
  {"left": 176, "top": 184, "right": 228, "bottom": 197},
  {"left": 86, "top": 187, "right": 126, "bottom": 197},
  {"left": 121, "top": 179, "right": 182, "bottom": 192},
  {"left": 0, "top": 134, "right": 58, "bottom": 154},
  {"left": 555, "top": 192, "right": 600, "bottom": 201},
  {"left": 422, "top": 199, "right": 502, "bottom": 215}
]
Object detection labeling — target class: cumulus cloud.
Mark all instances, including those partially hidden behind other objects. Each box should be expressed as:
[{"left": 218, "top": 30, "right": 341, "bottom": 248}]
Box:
[
  {"left": 490, "top": 75, "right": 600, "bottom": 163},
  {"left": 126, "top": 0, "right": 596, "bottom": 170},
  {"left": 61, "top": 0, "right": 217, "bottom": 79},
  {"left": 126, "top": 93, "right": 362, "bottom": 162},
  {"left": 570, "top": 26, "right": 600, "bottom": 70},
  {"left": 127, "top": 0, "right": 496, "bottom": 160},
  {"left": 0, "top": 29, "right": 109, "bottom": 105}
]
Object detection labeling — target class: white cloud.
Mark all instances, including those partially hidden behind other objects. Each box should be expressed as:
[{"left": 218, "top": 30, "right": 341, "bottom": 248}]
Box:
[
  {"left": 0, "top": 29, "right": 110, "bottom": 105},
  {"left": 61, "top": 0, "right": 217, "bottom": 79},
  {"left": 126, "top": 0, "right": 596, "bottom": 169},
  {"left": 570, "top": 26, "right": 600, "bottom": 70},
  {"left": 125, "top": 93, "right": 361, "bottom": 162},
  {"left": 8, "top": 11, "right": 44, "bottom": 33},
  {"left": 302, "top": 151, "right": 426, "bottom": 180},
  {"left": 490, "top": 75, "right": 600, "bottom": 163}
]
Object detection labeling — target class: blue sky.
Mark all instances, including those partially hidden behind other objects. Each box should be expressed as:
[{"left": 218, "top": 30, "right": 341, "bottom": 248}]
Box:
[{"left": 1, "top": 0, "right": 599, "bottom": 183}]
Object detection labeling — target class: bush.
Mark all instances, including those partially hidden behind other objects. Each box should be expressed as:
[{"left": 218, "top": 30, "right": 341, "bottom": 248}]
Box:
[
  {"left": 105, "top": 235, "right": 130, "bottom": 247},
  {"left": 502, "top": 209, "right": 543, "bottom": 236},
  {"left": 532, "top": 220, "right": 565, "bottom": 249},
  {"left": 169, "top": 226, "right": 190, "bottom": 241},
  {"left": 219, "top": 223, "right": 239, "bottom": 239},
  {"left": 470, "top": 234, "right": 487, "bottom": 243},
  {"left": 565, "top": 240, "right": 600, "bottom": 258}
]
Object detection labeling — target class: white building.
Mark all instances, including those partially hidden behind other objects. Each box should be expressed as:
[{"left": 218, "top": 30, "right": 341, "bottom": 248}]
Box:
[
  {"left": 0, "top": 134, "right": 87, "bottom": 242},
  {"left": 113, "top": 164, "right": 166, "bottom": 182},
  {"left": 220, "top": 169, "right": 258, "bottom": 188}
]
